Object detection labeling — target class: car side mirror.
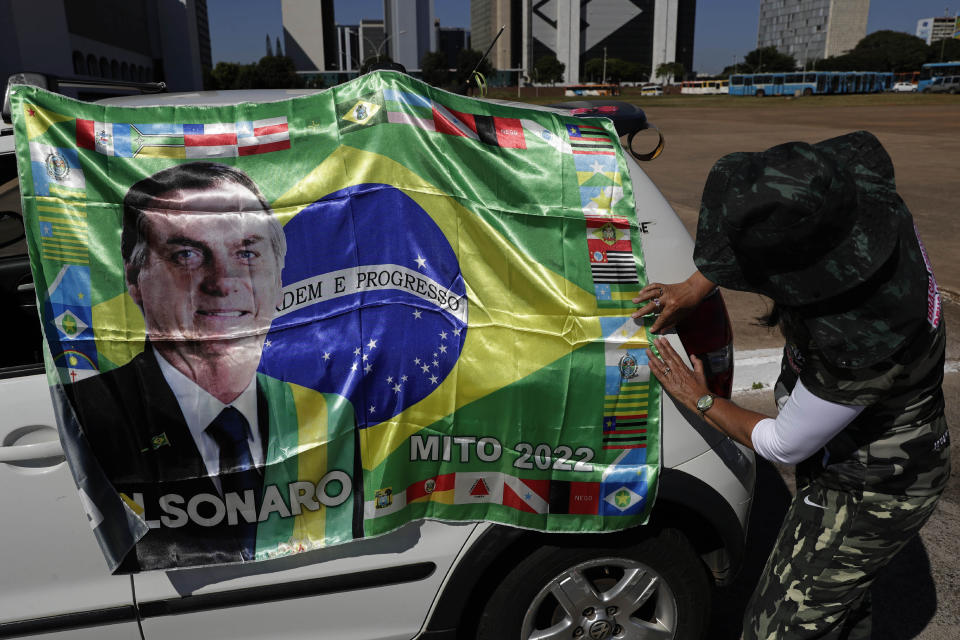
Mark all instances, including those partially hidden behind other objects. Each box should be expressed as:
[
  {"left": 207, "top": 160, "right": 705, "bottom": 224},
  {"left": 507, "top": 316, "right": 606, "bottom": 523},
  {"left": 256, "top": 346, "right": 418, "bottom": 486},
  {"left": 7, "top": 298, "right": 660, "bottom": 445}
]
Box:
[{"left": 2, "top": 73, "right": 50, "bottom": 124}]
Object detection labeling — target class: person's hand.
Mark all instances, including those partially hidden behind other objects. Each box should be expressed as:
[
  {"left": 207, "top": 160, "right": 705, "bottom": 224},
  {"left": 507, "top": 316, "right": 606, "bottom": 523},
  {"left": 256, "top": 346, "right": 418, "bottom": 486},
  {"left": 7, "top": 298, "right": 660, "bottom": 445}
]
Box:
[
  {"left": 646, "top": 337, "right": 711, "bottom": 410},
  {"left": 631, "top": 270, "right": 716, "bottom": 333}
]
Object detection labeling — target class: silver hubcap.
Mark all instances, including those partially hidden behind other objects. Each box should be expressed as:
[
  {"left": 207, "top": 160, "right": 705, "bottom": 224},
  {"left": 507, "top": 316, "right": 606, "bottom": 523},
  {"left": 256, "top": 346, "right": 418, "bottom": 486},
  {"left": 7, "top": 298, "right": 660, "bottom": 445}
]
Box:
[{"left": 520, "top": 557, "right": 678, "bottom": 640}]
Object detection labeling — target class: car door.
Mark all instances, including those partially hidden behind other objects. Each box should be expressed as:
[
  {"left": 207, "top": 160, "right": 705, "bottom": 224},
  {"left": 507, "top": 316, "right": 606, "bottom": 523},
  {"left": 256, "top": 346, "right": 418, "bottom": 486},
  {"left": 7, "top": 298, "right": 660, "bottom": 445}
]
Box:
[
  {"left": 2, "top": 141, "right": 478, "bottom": 639},
  {"left": 0, "top": 201, "right": 475, "bottom": 640},
  {"left": 0, "top": 165, "right": 140, "bottom": 638},
  {"left": 130, "top": 520, "right": 477, "bottom": 640}
]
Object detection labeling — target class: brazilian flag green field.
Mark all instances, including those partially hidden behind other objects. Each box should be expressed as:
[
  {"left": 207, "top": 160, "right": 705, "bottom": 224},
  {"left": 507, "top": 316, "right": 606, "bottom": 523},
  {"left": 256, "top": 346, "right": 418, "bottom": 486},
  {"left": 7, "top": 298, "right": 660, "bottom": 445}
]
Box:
[{"left": 10, "top": 71, "right": 661, "bottom": 570}]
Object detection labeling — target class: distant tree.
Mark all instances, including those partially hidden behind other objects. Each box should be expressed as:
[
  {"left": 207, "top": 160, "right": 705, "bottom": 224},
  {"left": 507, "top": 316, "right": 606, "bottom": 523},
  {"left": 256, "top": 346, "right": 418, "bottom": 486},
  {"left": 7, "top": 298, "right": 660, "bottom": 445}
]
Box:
[
  {"left": 581, "top": 57, "right": 640, "bottom": 83},
  {"left": 202, "top": 65, "right": 217, "bottom": 90},
  {"left": 234, "top": 63, "right": 258, "bottom": 89},
  {"left": 818, "top": 31, "right": 928, "bottom": 72},
  {"left": 209, "top": 61, "right": 243, "bottom": 89},
  {"left": 583, "top": 57, "right": 604, "bottom": 81},
  {"left": 276, "top": 36, "right": 284, "bottom": 58},
  {"left": 854, "top": 30, "right": 928, "bottom": 71},
  {"left": 929, "top": 37, "right": 960, "bottom": 63},
  {"left": 456, "top": 49, "right": 494, "bottom": 91},
  {"left": 266, "top": 34, "right": 273, "bottom": 57},
  {"left": 421, "top": 50, "right": 451, "bottom": 88},
  {"left": 210, "top": 56, "right": 303, "bottom": 89},
  {"left": 814, "top": 53, "right": 858, "bottom": 71},
  {"left": 742, "top": 46, "right": 796, "bottom": 73},
  {"left": 630, "top": 62, "right": 652, "bottom": 83},
  {"left": 254, "top": 55, "right": 303, "bottom": 88},
  {"left": 533, "top": 54, "right": 565, "bottom": 84},
  {"left": 608, "top": 58, "right": 644, "bottom": 83},
  {"left": 655, "top": 61, "right": 685, "bottom": 83}
]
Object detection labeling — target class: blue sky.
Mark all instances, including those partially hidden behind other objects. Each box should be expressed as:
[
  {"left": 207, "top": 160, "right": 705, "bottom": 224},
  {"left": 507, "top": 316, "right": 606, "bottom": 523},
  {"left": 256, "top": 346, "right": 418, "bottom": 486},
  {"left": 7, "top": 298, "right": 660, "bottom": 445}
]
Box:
[{"left": 210, "top": 1, "right": 958, "bottom": 74}]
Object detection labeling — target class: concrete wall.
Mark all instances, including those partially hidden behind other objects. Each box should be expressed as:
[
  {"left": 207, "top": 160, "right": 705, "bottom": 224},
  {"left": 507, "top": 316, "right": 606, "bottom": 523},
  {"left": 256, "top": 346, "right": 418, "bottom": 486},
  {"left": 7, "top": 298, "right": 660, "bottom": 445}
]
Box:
[
  {"left": 0, "top": 0, "right": 74, "bottom": 83},
  {"left": 651, "top": 0, "right": 678, "bottom": 80},
  {"left": 282, "top": 0, "right": 334, "bottom": 71},
  {"left": 825, "top": 0, "right": 869, "bottom": 58},
  {"left": 0, "top": 0, "right": 204, "bottom": 94},
  {"left": 757, "top": 0, "right": 830, "bottom": 66},
  {"left": 384, "top": 0, "right": 434, "bottom": 71}
]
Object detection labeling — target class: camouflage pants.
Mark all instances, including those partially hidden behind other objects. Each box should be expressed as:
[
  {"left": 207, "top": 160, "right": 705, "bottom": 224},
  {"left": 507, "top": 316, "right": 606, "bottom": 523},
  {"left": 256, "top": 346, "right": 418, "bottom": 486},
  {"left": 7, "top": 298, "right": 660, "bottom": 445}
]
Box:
[{"left": 742, "top": 482, "right": 944, "bottom": 640}]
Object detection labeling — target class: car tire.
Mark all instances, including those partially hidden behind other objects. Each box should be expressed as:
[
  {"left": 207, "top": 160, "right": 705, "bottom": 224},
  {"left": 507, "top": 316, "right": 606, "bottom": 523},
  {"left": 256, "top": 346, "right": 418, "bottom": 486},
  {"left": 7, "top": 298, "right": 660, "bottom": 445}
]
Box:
[
  {"left": 475, "top": 528, "right": 711, "bottom": 640},
  {"left": 755, "top": 89, "right": 765, "bottom": 98},
  {"left": 802, "top": 88, "right": 813, "bottom": 96}
]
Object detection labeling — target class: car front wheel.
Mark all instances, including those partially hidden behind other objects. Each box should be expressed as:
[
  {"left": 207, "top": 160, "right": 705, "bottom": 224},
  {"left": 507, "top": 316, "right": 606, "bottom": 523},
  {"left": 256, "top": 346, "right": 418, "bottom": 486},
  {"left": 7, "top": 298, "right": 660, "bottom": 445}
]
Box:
[{"left": 476, "top": 528, "right": 711, "bottom": 640}]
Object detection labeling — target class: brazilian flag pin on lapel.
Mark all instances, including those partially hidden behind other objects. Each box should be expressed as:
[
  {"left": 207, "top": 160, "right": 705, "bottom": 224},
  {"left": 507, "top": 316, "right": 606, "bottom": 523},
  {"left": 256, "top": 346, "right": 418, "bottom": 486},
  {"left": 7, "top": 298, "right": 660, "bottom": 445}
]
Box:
[{"left": 151, "top": 432, "right": 171, "bottom": 450}]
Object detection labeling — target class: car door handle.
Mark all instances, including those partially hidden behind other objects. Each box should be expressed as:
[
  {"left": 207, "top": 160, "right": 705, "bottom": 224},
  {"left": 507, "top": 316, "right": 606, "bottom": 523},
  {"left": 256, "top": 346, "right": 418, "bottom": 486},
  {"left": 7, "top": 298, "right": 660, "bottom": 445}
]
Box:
[{"left": 0, "top": 439, "right": 64, "bottom": 463}]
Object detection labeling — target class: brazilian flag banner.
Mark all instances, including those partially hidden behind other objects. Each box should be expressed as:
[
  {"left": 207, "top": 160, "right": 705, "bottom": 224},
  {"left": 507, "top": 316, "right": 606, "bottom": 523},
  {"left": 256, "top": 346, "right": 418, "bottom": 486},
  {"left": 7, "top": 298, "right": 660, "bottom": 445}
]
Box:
[{"left": 9, "top": 71, "right": 661, "bottom": 572}]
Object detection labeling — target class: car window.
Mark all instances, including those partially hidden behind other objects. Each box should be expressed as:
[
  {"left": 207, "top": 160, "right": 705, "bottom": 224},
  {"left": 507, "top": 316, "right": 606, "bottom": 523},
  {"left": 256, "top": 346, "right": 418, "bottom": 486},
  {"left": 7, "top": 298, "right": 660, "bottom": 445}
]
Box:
[{"left": 0, "top": 151, "right": 43, "bottom": 376}]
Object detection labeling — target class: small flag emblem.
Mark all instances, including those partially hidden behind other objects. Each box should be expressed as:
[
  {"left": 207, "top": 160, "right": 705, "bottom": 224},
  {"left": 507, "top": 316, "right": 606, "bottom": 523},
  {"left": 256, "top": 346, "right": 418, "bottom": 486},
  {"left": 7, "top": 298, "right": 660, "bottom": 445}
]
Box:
[
  {"left": 469, "top": 478, "right": 490, "bottom": 497},
  {"left": 344, "top": 100, "right": 381, "bottom": 125},
  {"left": 151, "top": 433, "right": 171, "bottom": 449}
]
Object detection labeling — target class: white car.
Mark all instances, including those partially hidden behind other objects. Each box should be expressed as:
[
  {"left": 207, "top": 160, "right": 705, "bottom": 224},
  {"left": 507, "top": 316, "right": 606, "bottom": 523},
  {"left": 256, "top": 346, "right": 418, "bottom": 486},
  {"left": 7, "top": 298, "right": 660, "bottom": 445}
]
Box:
[
  {"left": 0, "top": 76, "right": 753, "bottom": 640},
  {"left": 891, "top": 81, "right": 918, "bottom": 93}
]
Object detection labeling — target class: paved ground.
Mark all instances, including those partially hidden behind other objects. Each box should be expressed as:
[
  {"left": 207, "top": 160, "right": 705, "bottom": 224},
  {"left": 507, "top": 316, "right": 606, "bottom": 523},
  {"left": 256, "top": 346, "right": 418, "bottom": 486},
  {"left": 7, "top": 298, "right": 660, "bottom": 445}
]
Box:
[{"left": 631, "top": 99, "right": 960, "bottom": 638}]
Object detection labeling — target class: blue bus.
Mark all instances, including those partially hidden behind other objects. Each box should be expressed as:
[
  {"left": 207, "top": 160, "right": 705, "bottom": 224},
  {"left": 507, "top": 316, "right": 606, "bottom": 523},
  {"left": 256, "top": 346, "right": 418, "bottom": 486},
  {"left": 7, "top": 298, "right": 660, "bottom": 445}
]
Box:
[
  {"left": 919, "top": 61, "right": 960, "bottom": 91},
  {"left": 729, "top": 71, "right": 893, "bottom": 96}
]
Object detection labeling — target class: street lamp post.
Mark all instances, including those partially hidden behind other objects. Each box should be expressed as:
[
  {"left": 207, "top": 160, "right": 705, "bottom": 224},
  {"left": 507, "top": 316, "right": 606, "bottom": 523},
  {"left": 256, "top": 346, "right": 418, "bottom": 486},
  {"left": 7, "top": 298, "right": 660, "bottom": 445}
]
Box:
[
  {"left": 349, "top": 28, "right": 405, "bottom": 67},
  {"left": 375, "top": 30, "right": 405, "bottom": 61}
]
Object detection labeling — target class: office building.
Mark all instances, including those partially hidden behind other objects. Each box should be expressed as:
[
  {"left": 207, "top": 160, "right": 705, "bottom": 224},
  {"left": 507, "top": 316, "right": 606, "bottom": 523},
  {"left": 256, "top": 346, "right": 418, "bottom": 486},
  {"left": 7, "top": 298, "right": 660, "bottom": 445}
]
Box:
[
  {"left": 282, "top": 0, "right": 338, "bottom": 71},
  {"left": 435, "top": 24, "right": 469, "bottom": 68},
  {"left": 384, "top": 0, "right": 435, "bottom": 71},
  {"left": 471, "top": 0, "right": 523, "bottom": 70},
  {"left": 916, "top": 16, "right": 960, "bottom": 45},
  {"left": 0, "top": 0, "right": 209, "bottom": 93},
  {"left": 359, "top": 19, "right": 387, "bottom": 63},
  {"left": 757, "top": 0, "right": 870, "bottom": 66},
  {"left": 195, "top": 0, "right": 212, "bottom": 71},
  {"left": 519, "top": 0, "right": 695, "bottom": 85},
  {"left": 336, "top": 25, "right": 361, "bottom": 71}
]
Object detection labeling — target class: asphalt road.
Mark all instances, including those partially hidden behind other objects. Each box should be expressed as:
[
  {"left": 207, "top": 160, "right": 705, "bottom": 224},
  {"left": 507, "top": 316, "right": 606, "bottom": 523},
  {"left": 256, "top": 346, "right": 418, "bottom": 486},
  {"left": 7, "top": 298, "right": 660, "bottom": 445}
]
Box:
[{"left": 632, "top": 99, "right": 960, "bottom": 638}]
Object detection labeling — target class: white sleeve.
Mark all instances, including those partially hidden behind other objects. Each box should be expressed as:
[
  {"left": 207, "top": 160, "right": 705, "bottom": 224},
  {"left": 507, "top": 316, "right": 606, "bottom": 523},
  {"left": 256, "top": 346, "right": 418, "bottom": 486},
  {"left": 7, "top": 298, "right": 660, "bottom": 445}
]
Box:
[{"left": 750, "top": 380, "right": 866, "bottom": 464}]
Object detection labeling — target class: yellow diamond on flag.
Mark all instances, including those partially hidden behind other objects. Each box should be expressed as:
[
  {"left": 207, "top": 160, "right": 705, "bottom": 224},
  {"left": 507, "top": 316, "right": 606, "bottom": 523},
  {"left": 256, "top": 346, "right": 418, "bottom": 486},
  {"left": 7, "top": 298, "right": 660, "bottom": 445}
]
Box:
[{"left": 342, "top": 100, "right": 381, "bottom": 125}]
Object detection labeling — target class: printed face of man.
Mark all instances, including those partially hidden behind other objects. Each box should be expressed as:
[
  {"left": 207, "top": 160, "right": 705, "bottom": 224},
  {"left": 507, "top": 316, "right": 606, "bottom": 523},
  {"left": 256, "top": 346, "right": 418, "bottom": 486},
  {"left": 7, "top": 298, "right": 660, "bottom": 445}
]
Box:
[{"left": 127, "top": 181, "right": 282, "bottom": 359}]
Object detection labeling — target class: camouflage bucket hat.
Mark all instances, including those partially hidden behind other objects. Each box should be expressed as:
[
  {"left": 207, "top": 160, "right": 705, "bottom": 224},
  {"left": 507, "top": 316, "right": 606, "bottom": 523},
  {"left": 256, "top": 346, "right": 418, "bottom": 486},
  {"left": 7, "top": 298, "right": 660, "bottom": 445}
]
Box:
[{"left": 694, "top": 131, "right": 930, "bottom": 367}]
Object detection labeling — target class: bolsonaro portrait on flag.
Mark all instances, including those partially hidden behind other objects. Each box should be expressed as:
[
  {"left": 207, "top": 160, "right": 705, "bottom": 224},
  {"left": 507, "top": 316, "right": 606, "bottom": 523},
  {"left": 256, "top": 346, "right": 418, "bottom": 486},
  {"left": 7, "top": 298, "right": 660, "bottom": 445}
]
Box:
[{"left": 66, "top": 162, "right": 355, "bottom": 571}]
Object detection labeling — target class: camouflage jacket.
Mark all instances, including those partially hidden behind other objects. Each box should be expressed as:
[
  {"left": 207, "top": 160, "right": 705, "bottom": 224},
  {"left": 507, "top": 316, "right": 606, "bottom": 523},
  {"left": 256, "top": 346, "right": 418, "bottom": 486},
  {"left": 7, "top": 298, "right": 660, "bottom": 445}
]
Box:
[{"left": 774, "top": 318, "right": 950, "bottom": 497}]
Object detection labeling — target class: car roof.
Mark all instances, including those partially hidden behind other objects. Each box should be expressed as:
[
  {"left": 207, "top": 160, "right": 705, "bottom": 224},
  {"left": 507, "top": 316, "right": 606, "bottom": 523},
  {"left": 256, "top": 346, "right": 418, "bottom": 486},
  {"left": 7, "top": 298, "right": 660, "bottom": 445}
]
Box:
[
  {"left": 1, "top": 127, "right": 14, "bottom": 155},
  {"left": 0, "top": 88, "right": 563, "bottom": 155},
  {"left": 92, "top": 88, "right": 572, "bottom": 121},
  {"left": 94, "top": 87, "right": 566, "bottom": 114},
  {"left": 95, "top": 89, "right": 326, "bottom": 107}
]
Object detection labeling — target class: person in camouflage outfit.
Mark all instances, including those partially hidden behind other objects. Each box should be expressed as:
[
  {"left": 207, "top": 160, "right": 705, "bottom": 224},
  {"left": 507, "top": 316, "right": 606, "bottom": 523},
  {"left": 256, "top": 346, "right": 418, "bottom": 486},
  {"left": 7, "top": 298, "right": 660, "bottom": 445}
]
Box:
[{"left": 633, "top": 131, "right": 950, "bottom": 639}]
